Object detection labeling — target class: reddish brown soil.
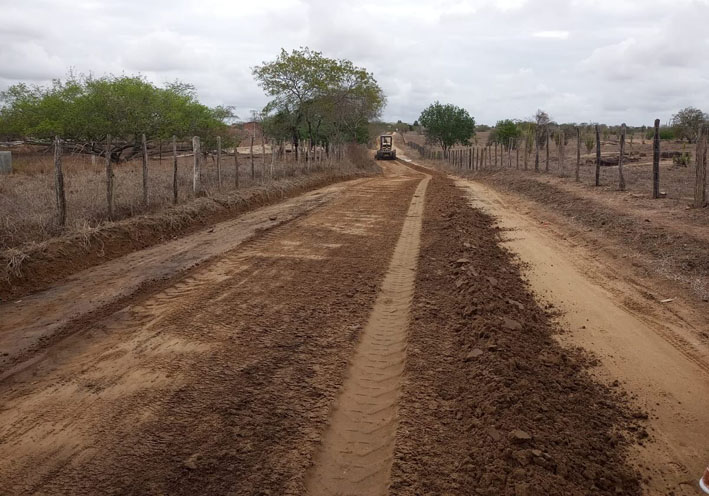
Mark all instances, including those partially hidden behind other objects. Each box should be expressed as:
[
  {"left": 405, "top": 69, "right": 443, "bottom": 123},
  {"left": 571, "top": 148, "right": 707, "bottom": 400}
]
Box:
[
  {"left": 390, "top": 169, "right": 644, "bottom": 495},
  {"left": 0, "top": 165, "right": 417, "bottom": 495},
  {"left": 0, "top": 168, "right": 375, "bottom": 301}
]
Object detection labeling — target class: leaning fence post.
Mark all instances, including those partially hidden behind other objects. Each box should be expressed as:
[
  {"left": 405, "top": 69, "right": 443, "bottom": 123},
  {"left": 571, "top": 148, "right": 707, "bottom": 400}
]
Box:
[
  {"left": 575, "top": 127, "right": 580, "bottom": 182},
  {"left": 54, "top": 136, "right": 66, "bottom": 227},
  {"left": 652, "top": 119, "right": 660, "bottom": 198},
  {"left": 695, "top": 124, "right": 708, "bottom": 208},
  {"left": 106, "top": 134, "right": 113, "bottom": 218},
  {"left": 172, "top": 135, "right": 178, "bottom": 204},
  {"left": 618, "top": 124, "right": 626, "bottom": 191},
  {"left": 192, "top": 136, "right": 201, "bottom": 194},
  {"left": 595, "top": 125, "right": 601, "bottom": 186},
  {"left": 142, "top": 133, "right": 149, "bottom": 206},
  {"left": 216, "top": 136, "right": 222, "bottom": 189}
]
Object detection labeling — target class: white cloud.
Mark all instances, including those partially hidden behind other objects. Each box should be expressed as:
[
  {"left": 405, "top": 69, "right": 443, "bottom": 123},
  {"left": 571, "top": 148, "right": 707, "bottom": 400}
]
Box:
[
  {"left": 532, "top": 30, "right": 570, "bottom": 39},
  {"left": 1, "top": 0, "right": 709, "bottom": 126}
]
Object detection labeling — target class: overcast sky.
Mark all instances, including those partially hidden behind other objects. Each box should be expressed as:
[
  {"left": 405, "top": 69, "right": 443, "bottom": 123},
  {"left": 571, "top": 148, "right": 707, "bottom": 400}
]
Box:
[{"left": 2, "top": 0, "right": 708, "bottom": 126}]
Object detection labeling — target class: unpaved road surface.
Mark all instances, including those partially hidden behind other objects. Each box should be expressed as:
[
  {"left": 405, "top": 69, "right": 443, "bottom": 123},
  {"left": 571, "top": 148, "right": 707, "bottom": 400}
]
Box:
[
  {"left": 456, "top": 179, "right": 709, "bottom": 495},
  {"left": 0, "top": 162, "right": 422, "bottom": 495},
  {"left": 0, "top": 154, "right": 671, "bottom": 495}
]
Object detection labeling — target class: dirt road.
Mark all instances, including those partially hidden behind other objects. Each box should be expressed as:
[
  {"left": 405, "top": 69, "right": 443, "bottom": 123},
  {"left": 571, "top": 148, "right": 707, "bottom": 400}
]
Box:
[
  {"left": 455, "top": 179, "right": 709, "bottom": 495},
  {"left": 0, "top": 153, "right": 666, "bottom": 495},
  {"left": 0, "top": 162, "right": 424, "bottom": 495}
]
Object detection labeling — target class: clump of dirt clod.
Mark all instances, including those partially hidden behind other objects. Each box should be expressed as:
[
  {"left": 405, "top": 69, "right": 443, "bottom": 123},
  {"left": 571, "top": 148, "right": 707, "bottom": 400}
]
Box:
[{"left": 390, "top": 171, "right": 645, "bottom": 495}]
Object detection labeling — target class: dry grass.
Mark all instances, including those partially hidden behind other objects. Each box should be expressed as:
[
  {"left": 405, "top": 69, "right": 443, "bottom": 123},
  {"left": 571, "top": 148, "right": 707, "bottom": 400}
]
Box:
[
  {"left": 403, "top": 131, "right": 702, "bottom": 204},
  {"left": 0, "top": 148, "right": 359, "bottom": 250}
]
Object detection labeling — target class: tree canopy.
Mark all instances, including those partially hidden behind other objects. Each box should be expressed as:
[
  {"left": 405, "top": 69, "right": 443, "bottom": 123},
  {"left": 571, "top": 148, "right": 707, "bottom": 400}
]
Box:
[
  {"left": 0, "top": 74, "right": 232, "bottom": 160},
  {"left": 489, "top": 119, "right": 521, "bottom": 147},
  {"left": 671, "top": 106, "right": 707, "bottom": 143},
  {"left": 252, "top": 47, "right": 385, "bottom": 145},
  {"left": 418, "top": 102, "right": 475, "bottom": 153}
]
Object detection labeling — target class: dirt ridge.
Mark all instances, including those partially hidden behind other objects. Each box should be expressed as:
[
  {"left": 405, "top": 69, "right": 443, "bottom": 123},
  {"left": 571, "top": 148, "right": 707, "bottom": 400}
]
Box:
[
  {"left": 390, "top": 168, "right": 644, "bottom": 495},
  {"left": 1, "top": 168, "right": 376, "bottom": 301}
]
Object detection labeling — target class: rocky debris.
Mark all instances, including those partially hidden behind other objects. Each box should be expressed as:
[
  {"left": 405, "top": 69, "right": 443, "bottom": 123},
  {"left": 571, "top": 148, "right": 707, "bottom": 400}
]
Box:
[
  {"left": 465, "top": 348, "right": 484, "bottom": 361},
  {"left": 508, "top": 429, "right": 532, "bottom": 443}
]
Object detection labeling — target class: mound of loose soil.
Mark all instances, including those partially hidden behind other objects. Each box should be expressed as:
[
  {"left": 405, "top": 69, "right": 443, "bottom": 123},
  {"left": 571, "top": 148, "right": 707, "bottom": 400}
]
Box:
[
  {"left": 390, "top": 171, "right": 644, "bottom": 495},
  {"left": 0, "top": 168, "right": 376, "bottom": 301}
]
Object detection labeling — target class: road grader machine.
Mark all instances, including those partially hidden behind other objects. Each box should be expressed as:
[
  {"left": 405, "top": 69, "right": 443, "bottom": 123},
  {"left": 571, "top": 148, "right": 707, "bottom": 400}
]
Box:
[{"left": 375, "top": 135, "right": 396, "bottom": 160}]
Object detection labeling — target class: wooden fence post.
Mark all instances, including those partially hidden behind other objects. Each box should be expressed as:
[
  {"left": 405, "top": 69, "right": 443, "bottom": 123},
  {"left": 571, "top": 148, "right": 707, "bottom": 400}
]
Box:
[
  {"left": 172, "top": 135, "right": 178, "bottom": 204},
  {"left": 271, "top": 140, "right": 276, "bottom": 177},
  {"left": 516, "top": 140, "right": 520, "bottom": 169},
  {"left": 216, "top": 136, "right": 222, "bottom": 189},
  {"left": 54, "top": 136, "right": 66, "bottom": 227},
  {"left": 142, "top": 133, "right": 149, "bottom": 206},
  {"left": 595, "top": 125, "right": 601, "bottom": 186},
  {"left": 106, "top": 134, "right": 113, "bottom": 218},
  {"left": 250, "top": 136, "right": 255, "bottom": 180},
  {"left": 534, "top": 133, "right": 540, "bottom": 172},
  {"left": 261, "top": 132, "right": 266, "bottom": 180},
  {"left": 653, "top": 119, "right": 660, "bottom": 198},
  {"left": 234, "top": 141, "right": 240, "bottom": 188},
  {"left": 618, "top": 123, "right": 626, "bottom": 191},
  {"left": 695, "top": 124, "right": 708, "bottom": 207},
  {"left": 192, "top": 136, "right": 201, "bottom": 194},
  {"left": 558, "top": 131, "right": 564, "bottom": 175},
  {"left": 545, "top": 132, "right": 550, "bottom": 172},
  {"left": 494, "top": 143, "right": 498, "bottom": 168},
  {"left": 575, "top": 127, "right": 580, "bottom": 182}
]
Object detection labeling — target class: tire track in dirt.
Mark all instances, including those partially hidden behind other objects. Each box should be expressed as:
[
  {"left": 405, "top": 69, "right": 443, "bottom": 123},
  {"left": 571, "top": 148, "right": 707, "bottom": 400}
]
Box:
[
  {"left": 0, "top": 163, "right": 422, "bottom": 495},
  {"left": 305, "top": 170, "right": 430, "bottom": 496}
]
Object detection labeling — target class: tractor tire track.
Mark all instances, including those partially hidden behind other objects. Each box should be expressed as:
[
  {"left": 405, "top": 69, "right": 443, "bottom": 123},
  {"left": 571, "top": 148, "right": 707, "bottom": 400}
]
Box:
[{"left": 306, "top": 172, "right": 430, "bottom": 496}]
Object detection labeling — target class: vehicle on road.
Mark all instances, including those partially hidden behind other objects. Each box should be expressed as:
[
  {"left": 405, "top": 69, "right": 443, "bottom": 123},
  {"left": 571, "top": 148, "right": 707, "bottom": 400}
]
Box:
[{"left": 375, "top": 135, "right": 396, "bottom": 160}]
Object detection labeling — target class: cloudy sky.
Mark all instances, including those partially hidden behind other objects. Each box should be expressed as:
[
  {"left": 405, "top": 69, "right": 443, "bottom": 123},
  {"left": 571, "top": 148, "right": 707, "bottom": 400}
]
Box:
[{"left": 2, "top": 0, "right": 708, "bottom": 126}]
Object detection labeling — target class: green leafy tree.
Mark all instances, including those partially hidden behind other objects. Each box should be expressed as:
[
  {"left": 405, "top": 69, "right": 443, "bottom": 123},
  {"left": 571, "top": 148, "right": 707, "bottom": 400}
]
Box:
[
  {"left": 418, "top": 102, "right": 475, "bottom": 155},
  {"left": 491, "top": 119, "right": 521, "bottom": 147},
  {"left": 252, "top": 47, "right": 385, "bottom": 146},
  {"left": 0, "top": 73, "right": 232, "bottom": 161},
  {"left": 671, "top": 106, "right": 708, "bottom": 143}
]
